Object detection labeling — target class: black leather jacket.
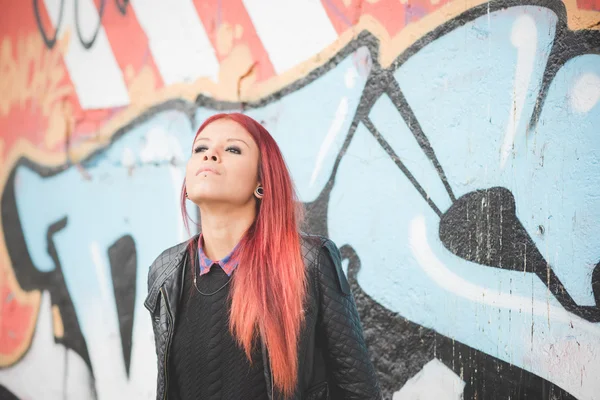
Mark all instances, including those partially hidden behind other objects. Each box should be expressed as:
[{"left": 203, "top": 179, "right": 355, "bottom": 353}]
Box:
[{"left": 145, "top": 233, "right": 383, "bottom": 400}]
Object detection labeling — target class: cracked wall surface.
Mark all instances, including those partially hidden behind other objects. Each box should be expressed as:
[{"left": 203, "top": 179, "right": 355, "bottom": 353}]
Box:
[{"left": 1, "top": 1, "right": 599, "bottom": 399}]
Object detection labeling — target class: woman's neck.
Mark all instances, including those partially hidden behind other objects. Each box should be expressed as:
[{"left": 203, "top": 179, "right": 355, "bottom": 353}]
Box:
[{"left": 198, "top": 201, "right": 256, "bottom": 261}]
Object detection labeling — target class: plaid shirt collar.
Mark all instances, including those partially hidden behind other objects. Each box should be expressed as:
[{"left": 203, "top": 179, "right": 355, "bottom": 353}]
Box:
[{"left": 197, "top": 234, "right": 239, "bottom": 276}]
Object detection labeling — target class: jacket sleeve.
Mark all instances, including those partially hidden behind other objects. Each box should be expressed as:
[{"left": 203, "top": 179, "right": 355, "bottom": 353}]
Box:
[{"left": 315, "top": 239, "right": 383, "bottom": 400}]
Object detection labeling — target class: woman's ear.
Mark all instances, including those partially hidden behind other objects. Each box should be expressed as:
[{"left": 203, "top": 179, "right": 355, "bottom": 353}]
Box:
[{"left": 254, "top": 183, "right": 264, "bottom": 199}]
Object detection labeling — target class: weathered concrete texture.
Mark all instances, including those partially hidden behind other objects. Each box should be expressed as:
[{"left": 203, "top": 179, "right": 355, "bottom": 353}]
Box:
[{"left": 340, "top": 244, "right": 578, "bottom": 400}]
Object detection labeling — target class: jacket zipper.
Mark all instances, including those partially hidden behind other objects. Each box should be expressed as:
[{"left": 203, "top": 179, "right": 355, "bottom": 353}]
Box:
[{"left": 160, "top": 286, "right": 174, "bottom": 400}]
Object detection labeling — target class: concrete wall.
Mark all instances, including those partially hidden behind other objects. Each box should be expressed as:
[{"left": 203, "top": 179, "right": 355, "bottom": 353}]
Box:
[{"left": 1, "top": 1, "right": 599, "bottom": 399}]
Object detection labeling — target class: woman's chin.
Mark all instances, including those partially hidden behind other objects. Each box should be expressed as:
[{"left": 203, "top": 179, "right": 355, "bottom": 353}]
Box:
[
  {"left": 189, "top": 184, "right": 222, "bottom": 199},
  {"left": 192, "top": 191, "right": 236, "bottom": 204},
  {"left": 193, "top": 193, "right": 221, "bottom": 202}
]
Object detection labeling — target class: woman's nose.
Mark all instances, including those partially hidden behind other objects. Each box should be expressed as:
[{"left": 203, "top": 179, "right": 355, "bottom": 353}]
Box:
[{"left": 203, "top": 148, "right": 220, "bottom": 162}]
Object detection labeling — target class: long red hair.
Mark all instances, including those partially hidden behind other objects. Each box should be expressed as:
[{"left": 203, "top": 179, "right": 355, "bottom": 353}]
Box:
[{"left": 180, "top": 113, "right": 307, "bottom": 398}]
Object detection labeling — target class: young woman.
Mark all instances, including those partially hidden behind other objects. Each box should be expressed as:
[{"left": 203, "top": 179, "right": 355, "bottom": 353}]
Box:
[{"left": 145, "top": 113, "right": 382, "bottom": 400}]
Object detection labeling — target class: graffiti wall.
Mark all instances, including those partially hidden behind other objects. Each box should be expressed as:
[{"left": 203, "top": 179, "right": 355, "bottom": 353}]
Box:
[{"left": 1, "top": 0, "right": 599, "bottom": 399}]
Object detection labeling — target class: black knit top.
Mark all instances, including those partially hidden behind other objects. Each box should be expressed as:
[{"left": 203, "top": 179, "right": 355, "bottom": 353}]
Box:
[{"left": 167, "top": 261, "right": 268, "bottom": 399}]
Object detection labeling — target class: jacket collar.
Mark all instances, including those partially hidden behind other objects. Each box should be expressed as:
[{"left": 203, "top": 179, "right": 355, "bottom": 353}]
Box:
[{"left": 143, "top": 235, "right": 198, "bottom": 312}]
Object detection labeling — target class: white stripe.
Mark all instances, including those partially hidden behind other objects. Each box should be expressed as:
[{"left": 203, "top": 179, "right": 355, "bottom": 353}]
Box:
[
  {"left": 409, "top": 215, "right": 600, "bottom": 336},
  {"left": 90, "top": 241, "right": 113, "bottom": 306},
  {"left": 393, "top": 359, "right": 465, "bottom": 400},
  {"left": 500, "top": 14, "right": 537, "bottom": 168},
  {"left": 43, "top": 0, "right": 130, "bottom": 109},
  {"left": 242, "top": 0, "right": 338, "bottom": 74},
  {"left": 410, "top": 214, "right": 600, "bottom": 400},
  {"left": 310, "top": 97, "right": 348, "bottom": 186},
  {"left": 130, "top": 0, "right": 219, "bottom": 85}
]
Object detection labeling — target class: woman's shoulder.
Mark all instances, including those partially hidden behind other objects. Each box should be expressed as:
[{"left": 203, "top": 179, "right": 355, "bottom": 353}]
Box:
[
  {"left": 299, "top": 233, "right": 350, "bottom": 296},
  {"left": 152, "top": 239, "right": 190, "bottom": 266},
  {"left": 147, "top": 237, "right": 194, "bottom": 289},
  {"left": 299, "top": 232, "right": 330, "bottom": 262}
]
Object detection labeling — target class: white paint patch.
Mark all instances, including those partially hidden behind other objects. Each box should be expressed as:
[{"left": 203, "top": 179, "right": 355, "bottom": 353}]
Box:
[
  {"left": 345, "top": 67, "right": 358, "bottom": 89},
  {"left": 0, "top": 292, "right": 95, "bottom": 399},
  {"left": 341, "top": 258, "right": 349, "bottom": 276},
  {"left": 130, "top": 0, "right": 219, "bottom": 84},
  {"left": 139, "top": 127, "right": 185, "bottom": 164},
  {"left": 570, "top": 72, "right": 600, "bottom": 113},
  {"left": 393, "top": 359, "right": 465, "bottom": 400},
  {"left": 242, "top": 0, "right": 338, "bottom": 74},
  {"left": 121, "top": 147, "right": 136, "bottom": 168},
  {"left": 526, "top": 333, "right": 600, "bottom": 400},
  {"left": 500, "top": 14, "right": 537, "bottom": 168},
  {"left": 409, "top": 215, "right": 600, "bottom": 336},
  {"left": 43, "top": 0, "right": 130, "bottom": 108},
  {"left": 90, "top": 241, "right": 113, "bottom": 306},
  {"left": 310, "top": 97, "right": 348, "bottom": 186}
]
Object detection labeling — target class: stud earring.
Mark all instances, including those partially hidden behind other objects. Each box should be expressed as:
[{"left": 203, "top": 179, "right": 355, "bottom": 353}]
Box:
[{"left": 254, "top": 185, "right": 264, "bottom": 199}]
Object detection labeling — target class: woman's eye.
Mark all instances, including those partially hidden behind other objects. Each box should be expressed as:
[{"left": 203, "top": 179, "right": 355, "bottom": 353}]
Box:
[
  {"left": 193, "top": 146, "right": 208, "bottom": 154},
  {"left": 226, "top": 146, "right": 241, "bottom": 155}
]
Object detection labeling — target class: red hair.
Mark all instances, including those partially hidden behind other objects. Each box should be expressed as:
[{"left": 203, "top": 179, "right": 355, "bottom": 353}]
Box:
[{"left": 180, "top": 113, "right": 307, "bottom": 398}]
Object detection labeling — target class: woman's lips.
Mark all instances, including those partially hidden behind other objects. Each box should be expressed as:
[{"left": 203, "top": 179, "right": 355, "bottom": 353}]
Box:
[{"left": 196, "top": 167, "right": 220, "bottom": 176}]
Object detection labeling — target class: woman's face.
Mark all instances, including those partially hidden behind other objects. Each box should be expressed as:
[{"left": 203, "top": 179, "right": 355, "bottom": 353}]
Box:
[{"left": 185, "top": 119, "right": 260, "bottom": 206}]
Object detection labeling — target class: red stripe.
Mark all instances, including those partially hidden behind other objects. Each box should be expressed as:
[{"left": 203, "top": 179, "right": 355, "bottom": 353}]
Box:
[
  {"left": 577, "top": 0, "right": 600, "bottom": 11},
  {"left": 321, "top": 0, "right": 358, "bottom": 34},
  {"left": 0, "top": 278, "right": 35, "bottom": 357},
  {"left": 192, "top": 0, "right": 276, "bottom": 82},
  {"left": 91, "top": 0, "right": 164, "bottom": 90},
  {"left": 322, "top": 0, "right": 451, "bottom": 37},
  {"left": 0, "top": 0, "right": 84, "bottom": 157}
]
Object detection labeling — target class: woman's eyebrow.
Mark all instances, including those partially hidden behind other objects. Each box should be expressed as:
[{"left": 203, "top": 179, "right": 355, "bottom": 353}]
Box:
[
  {"left": 227, "top": 138, "right": 250, "bottom": 148},
  {"left": 193, "top": 137, "right": 250, "bottom": 148},
  {"left": 193, "top": 137, "right": 210, "bottom": 145}
]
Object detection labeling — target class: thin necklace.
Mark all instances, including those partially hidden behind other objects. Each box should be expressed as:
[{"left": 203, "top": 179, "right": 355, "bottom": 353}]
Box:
[{"left": 193, "top": 264, "right": 233, "bottom": 296}]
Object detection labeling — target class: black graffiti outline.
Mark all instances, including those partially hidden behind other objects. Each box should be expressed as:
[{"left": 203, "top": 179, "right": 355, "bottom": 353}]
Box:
[
  {"left": 75, "top": 0, "right": 105, "bottom": 50},
  {"left": 362, "top": 117, "right": 443, "bottom": 216},
  {"left": 360, "top": 69, "right": 600, "bottom": 322},
  {"left": 115, "top": 0, "right": 129, "bottom": 15},
  {"left": 0, "top": 99, "right": 196, "bottom": 386},
  {"left": 33, "top": 0, "right": 65, "bottom": 49},
  {"left": 370, "top": 9, "right": 592, "bottom": 325},
  {"left": 374, "top": 1, "right": 598, "bottom": 322},
  {"left": 107, "top": 234, "right": 137, "bottom": 378},
  {"left": 33, "top": 0, "right": 131, "bottom": 50},
  {"left": 529, "top": 25, "right": 600, "bottom": 132},
  {"left": 0, "top": 171, "right": 94, "bottom": 375},
  {"left": 0, "top": 385, "right": 20, "bottom": 400}
]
